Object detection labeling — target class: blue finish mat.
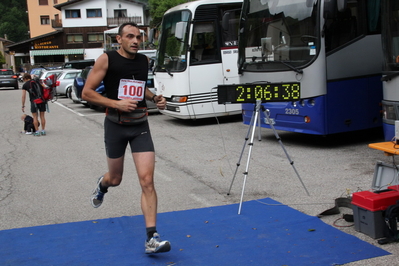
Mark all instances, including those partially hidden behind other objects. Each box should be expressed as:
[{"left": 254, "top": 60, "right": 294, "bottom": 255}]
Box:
[{"left": 0, "top": 198, "right": 390, "bottom": 266}]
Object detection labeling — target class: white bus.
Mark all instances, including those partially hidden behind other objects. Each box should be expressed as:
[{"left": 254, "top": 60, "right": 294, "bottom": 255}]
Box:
[
  {"left": 153, "top": 0, "right": 243, "bottom": 119},
  {"left": 224, "top": 0, "right": 383, "bottom": 135}
]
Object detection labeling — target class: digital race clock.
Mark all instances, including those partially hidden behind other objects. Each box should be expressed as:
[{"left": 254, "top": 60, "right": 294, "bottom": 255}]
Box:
[{"left": 217, "top": 82, "right": 300, "bottom": 104}]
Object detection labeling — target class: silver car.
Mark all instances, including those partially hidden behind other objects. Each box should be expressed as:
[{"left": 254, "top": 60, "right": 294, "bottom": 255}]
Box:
[
  {"left": 56, "top": 69, "right": 82, "bottom": 96},
  {"left": 38, "top": 69, "right": 63, "bottom": 86}
]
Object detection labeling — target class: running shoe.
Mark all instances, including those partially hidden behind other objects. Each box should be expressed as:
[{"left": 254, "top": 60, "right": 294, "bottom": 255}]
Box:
[
  {"left": 41, "top": 130, "right": 46, "bottom": 136},
  {"left": 91, "top": 176, "right": 105, "bottom": 208},
  {"left": 33, "top": 131, "right": 40, "bottom": 136},
  {"left": 145, "top": 233, "right": 171, "bottom": 254}
]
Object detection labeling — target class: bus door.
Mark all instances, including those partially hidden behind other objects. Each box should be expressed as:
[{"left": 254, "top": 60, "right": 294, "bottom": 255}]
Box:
[
  {"left": 220, "top": 8, "right": 241, "bottom": 113},
  {"left": 189, "top": 20, "right": 225, "bottom": 116}
]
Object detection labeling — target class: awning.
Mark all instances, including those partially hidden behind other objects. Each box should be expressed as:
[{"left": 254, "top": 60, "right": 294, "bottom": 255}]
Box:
[{"left": 30, "top": 49, "right": 84, "bottom": 56}]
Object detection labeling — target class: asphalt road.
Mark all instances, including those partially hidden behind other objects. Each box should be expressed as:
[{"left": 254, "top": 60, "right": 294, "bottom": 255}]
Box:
[{"left": 0, "top": 87, "right": 397, "bottom": 265}]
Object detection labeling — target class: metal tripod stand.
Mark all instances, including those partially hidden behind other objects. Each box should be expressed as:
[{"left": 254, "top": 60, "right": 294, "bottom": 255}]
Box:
[{"left": 227, "top": 100, "right": 310, "bottom": 214}]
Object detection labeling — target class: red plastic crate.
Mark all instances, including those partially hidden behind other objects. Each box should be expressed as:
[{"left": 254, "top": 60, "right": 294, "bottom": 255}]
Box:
[{"left": 352, "top": 188, "right": 399, "bottom": 212}]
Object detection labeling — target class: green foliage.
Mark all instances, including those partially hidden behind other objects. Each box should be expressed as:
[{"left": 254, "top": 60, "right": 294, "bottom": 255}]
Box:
[
  {"left": 149, "top": 0, "right": 191, "bottom": 27},
  {"left": 0, "top": 0, "right": 29, "bottom": 42}
]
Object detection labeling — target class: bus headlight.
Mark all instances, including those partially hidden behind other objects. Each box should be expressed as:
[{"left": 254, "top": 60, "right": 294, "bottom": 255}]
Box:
[{"left": 171, "top": 96, "right": 188, "bottom": 103}]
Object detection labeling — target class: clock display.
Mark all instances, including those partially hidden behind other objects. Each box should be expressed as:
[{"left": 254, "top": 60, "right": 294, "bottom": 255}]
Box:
[{"left": 217, "top": 83, "right": 300, "bottom": 104}]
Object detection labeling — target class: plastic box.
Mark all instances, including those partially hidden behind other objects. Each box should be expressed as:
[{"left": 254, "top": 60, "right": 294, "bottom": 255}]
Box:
[{"left": 351, "top": 187, "right": 399, "bottom": 239}]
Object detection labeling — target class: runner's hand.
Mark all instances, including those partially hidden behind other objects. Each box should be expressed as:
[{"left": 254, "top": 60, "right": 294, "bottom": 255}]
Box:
[{"left": 115, "top": 99, "right": 138, "bottom": 112}]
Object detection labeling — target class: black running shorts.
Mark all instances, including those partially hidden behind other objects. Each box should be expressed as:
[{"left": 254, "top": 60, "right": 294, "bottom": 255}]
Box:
[
  {"left": 30, "top": 102, "right": 46, "bottom": 113},
  {"left": 104, "top": 117, "right": 155, "bottom": 159}
]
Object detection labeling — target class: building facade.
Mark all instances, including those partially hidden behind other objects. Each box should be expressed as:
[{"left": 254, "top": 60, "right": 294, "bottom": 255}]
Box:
[
  {"left": 27, "top": 0, "right": 67, "bottom": 38},
  {"left": 7, "top": 0, "right": 149, "bottom": 72}
]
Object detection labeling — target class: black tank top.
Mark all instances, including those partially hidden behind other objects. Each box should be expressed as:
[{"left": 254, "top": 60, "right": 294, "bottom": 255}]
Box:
[{"left": 104, "top": 50, "right": 148, "bottom": 107}]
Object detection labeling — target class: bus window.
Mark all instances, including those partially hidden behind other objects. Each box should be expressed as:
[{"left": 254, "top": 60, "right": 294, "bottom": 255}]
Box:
[{"left": 190, "top": 22, "right": 219, "bottom": 63}]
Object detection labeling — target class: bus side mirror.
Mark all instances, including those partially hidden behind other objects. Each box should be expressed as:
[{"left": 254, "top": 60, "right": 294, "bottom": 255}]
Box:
[
  {"left": 148, "top": 28, "right": 156, "bottom": 44},
  {"left": 175, "top": 21, "right": 187, "bottom": 40},
  {"left": 222, "top": 12, "right": 230, "bottom": 31}
]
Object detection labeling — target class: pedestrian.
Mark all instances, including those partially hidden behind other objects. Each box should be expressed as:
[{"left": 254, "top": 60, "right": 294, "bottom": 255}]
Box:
[
  {"left": 21, "top": 73, "right": 46, "bottom": 136},
  {"left": 81, "top": 22, "right": 170, "bottom": 254}
]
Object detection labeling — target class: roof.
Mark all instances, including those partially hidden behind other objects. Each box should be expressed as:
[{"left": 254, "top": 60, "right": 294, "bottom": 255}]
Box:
[
  {"left": 6, "top": 30, "right": 63, "bottom": 49},
  {"left": 0, "top": 38, "right": 13, "bottom": 45},
  {"left": 54, "top": 0, "right": 147, "bottom": 10}
]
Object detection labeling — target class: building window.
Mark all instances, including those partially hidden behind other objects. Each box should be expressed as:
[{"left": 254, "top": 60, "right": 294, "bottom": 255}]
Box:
[
  {"left": 65, "top": 9, "right": 81, "bottom": 18},
  {"left": 87, "top": 9, "right": 102, "bottom": 18},
  {"left": 40, "top": 16, "right": 50, "bottom": 25},
  {"left": 67, "top": 34, "right": 83, "bottom": 43},
  {"left": 39, "top": 0, "right": 48, "bottom": 5},
  {"left": 53, "top": 0, "right": 58, "bottom": 4},
  {"left": 88, "top": 33, "right": 104, "bottom": 42},
  {"left": 114, "top": 9, "right": 127, "bottom": 18}
]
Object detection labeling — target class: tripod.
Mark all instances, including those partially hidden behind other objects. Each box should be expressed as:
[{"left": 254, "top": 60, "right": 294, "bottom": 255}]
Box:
[{"left": 227, "top": 100, "right": 310, "bottom": 214}]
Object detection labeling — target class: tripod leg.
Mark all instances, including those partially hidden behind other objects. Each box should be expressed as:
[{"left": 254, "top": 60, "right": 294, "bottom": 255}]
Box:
[
  {"left": 257, "top": 103, "right": 262, "bottom": 141},
  {"left": 238, "top": 102, "right": 261, "bottom": 214},
  {"left": 263, "top": 108, "right": 310, "bottom": 196},
  {"left": 227, "top": 106, "right": 256, "bottom": 195}
]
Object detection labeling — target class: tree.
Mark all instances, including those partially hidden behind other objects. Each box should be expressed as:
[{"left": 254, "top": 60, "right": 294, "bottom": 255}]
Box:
[
  {"left": 149, "top": 0, "right": 191, "bottom": 28},
  {"left": 0, "top": 0, "right": 29, "bottom": 43}
]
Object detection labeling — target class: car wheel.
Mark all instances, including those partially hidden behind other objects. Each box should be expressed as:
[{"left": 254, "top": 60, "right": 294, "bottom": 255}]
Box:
[
  {"left": 66, "top": 87, "right": 72, "bottom": 99},
  {"left": 14, "top": 85, "right": 19, "bottom": 90}
]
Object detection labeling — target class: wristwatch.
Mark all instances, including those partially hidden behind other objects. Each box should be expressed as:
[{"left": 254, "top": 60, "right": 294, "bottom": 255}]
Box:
[{"left": 151, "top": 95, "right": 156, "bottom": 103}]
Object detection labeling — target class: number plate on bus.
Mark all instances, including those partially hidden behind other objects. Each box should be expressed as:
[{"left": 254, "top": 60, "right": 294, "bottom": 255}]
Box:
[{"left": 217, "top": 82, "right": 300, "bottom": 104}]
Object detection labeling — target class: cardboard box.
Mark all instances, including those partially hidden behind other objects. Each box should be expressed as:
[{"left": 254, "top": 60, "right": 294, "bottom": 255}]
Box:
[{"left": 352, "top": 187, "right": 399, "bottom": 239}]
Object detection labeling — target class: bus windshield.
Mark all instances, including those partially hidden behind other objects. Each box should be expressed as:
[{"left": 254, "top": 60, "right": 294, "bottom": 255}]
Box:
[
  {"left": 382, "top": 0, "right": 399, "bottom": 72},
  {"left": 156, "top": 10, "right": 191, "bottom": 73},
  {"left": 239, "top": 0, "right": 319, "bottom": 72}
]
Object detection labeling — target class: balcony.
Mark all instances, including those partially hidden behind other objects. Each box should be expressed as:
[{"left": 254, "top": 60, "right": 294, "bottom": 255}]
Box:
[
  {"left": 51, "top": 19, "right": 63, "bottom": 29},
  {"left": 107, "top": 17, "right": 142, "bottom": 27},
  {"left": 51, "top": 16, "right": 143, "bottom": 29}
]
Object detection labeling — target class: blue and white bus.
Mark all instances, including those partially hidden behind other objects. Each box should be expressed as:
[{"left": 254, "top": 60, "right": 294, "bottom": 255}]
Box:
[
  {"left": 154, "top": 0, "right": 243, "bottom": 119},
  {"left": 381, "top": 0, "right": 399, "bottom": 141},
  {"left": 236, "top": 0, "right": 382, "bottom": 135}
]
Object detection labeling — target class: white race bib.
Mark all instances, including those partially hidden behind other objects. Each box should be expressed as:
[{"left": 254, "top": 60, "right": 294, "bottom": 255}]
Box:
[{"left": 118, "top": 79, "right": 146, "bottom": 101}]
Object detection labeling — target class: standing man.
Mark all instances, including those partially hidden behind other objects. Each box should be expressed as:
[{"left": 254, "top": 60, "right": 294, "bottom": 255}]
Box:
[
  {"left": 21, "top": 73, "right": 47, "bottom": 136},
  {"left": 82, "top": 22, "right": 171, "bottom": 254}
]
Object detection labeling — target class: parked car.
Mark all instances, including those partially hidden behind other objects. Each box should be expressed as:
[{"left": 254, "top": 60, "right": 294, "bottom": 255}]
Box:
[
  {"left": 30, "top": 68, "right": 46, "bottom": 79},
  {"left": 0, "top": 69, "right": 19, "bottom": 90},
  {"left": 38, "top": 69, "right": 63, "bottom": 86},
  {"left": 73, "top": 66, "right": 105, "bottom": 109},
  {"left": 55, "top": 69, "right": 82, "bottom": 96},
  {"left": 63, "top": 59, "right": 95, "bottom": 70}
]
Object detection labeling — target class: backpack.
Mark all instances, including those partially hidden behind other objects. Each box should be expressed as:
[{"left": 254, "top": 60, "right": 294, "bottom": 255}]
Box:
[
  {"left": 42, "top": 74, "right": 57, "bottom": 102},
  {"left": 29, "top": 79, "right": 45, "bottom": 104},
  {"left": 378, "top": 200, "right": 399, "bottom": 245}
]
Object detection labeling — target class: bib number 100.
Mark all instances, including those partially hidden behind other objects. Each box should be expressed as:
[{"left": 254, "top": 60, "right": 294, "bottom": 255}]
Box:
[
  {"left": 123, "top": 85, "right": 143, "bottom": 97},
  {"left": 118, "top": 79, "right": 145, "bottom": 101}
]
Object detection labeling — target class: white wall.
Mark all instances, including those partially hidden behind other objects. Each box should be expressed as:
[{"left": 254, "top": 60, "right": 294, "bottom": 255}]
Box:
[
  {"left": 62, "top": 0, "right": 107, "bottom": 28},
  {"left": 61, "top": 0, "right": 144, "bottom": 28},
  {"left": 107, "top": 0, "right": 144, "bottom": 21},
  {"left": 85, "top": 48, "right": 104, "bottom": 60}
]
